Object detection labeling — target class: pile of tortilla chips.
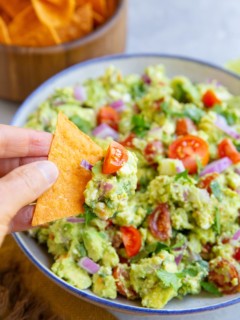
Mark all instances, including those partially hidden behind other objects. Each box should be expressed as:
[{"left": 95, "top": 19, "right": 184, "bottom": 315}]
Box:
[{"left": 0, "top": 0, "right": 117, "bottom": 47}]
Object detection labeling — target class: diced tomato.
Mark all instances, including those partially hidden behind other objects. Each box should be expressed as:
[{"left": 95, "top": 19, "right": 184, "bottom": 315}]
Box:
[
  {"left": 168, "top": 135, "right": 209, "bottom": 174},
  {"left": 202, "top": 89, "right": 221, "bottom": 108},
  {"left": 144, "top": 140, "right": 164, "bottom": 164},
  {"left": 218, "top": 138, "right": 240, "bottom": 164},
  {"left": 120, "top": 226, "right": 142, "bottom": 258},
  {"left": 102, "top": 141, "right": 128, "bottom": 174},
  {"left": 120, "top": 133, "right": 136, "bottom": 148},
  {"left": 97, "top": 106, "right": 120, "bottom": 130},
  {"left": 209, "top": 258, "right": 240, "bottom": 294},
  {"left": 198, "top": 173, "right": 219, "bottom": 193},
  {"left": 148, "top": 203, "right": 172, "bottom": 241},
  {"left": 176, "top": 118, "right": 196, "bottom": 136},
  {"left": 113, "top": 266, "right": 138, "bottom": 299},
  {"left": 233, "top": 248, "right": 240, "bottom": 262}
]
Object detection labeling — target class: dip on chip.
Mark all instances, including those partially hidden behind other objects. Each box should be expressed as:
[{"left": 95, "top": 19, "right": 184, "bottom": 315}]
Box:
[{"left": 32, "top": 112, "right": 103, "bottom": 226}]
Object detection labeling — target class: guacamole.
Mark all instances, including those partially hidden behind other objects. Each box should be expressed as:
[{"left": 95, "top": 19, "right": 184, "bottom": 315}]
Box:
[{"left": 27, "top": 65, "right": 240, "bottom": 308}]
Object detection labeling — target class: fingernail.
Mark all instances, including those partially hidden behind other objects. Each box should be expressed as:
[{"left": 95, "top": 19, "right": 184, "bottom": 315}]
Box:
[{"left": 36, "top": 161, "right": 59, "bottom": 185}]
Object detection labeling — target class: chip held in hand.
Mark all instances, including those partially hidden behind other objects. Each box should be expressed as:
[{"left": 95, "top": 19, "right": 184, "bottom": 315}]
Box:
[{"left": 32, "top": 112, "right": 103, "bottom": 226}]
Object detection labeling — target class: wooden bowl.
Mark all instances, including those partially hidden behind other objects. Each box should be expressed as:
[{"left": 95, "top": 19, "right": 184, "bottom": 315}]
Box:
[{"left": 0, "top": 0, "right": 127, "bottom": 102}]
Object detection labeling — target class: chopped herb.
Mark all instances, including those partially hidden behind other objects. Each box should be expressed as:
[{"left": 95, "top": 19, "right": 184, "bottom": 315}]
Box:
[
  {"left": 183, "top": 106, "right": 205, "bottom": 123},
  {"left": 182, "top": 267, "right": 199, "bottom": 277},
  {"left": 131, "top": 243, "right": 158, "bottom": 262},
  {"left": 130, "top": 82, "right": 145, "bottom": 99},
  {"left": 156, "top": 269, "right": 181, "bottom": 290},
  {"left": 201, "top": 281, "right": 222, "bottom": 296},
  {"left": 236, "top": 144, "right": 240, "bottom": 152},
  {"left": 84, "top": 204, "right": 97, "bottom": 225},
  {"left": 77, "top": 243, "right": 87, "bottom": 257},
  {"left": 210, "top": 180, "right": 222, "bottom": 202},
  {"left": 171, "top": 238, "right": 186, "bottom": 249},
  {"left": 213, "top": 207, "right": 221, "bottom": 235},
  {"left": 70, "top": 115, "right": 92, "bottom": 134},
  {"left": 131, "top": 114, "right": 150, "bottom": 137},
  {"left": 155, "top": 242, "right": 171, "bottom": 253},
  {"left": 174, "top": 170, "right": 190, "bottom": 181}
]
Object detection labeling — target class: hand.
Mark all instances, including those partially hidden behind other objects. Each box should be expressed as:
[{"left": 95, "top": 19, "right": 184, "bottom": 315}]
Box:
[{"left": 0, "top": 125, "right": 59, "bottom": 245}]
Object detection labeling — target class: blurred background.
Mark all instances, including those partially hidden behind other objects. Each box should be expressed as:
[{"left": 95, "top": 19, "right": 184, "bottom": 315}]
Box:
[{"left": 127, "top": 0, "right": 240, "bottom": 64}]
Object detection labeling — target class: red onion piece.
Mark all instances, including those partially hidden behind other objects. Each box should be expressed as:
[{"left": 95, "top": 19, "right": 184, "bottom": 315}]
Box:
[
  {"left": 234, "top": 168, "right": 240, "bottom": 175},
  {"left": 232, "top": 229, "right": 240, "bottom": 240},
  {"left": 92, "top": 123, "right": 119, "bottom": 140},
  {"left": 102, "top": 182, "right": 113, "bottom": 192},
  {"left": 175, "top": 253, "right": 183, "bottom": 265},
  {"left": 73, "top": 86, "right": 87, "bottom": 101},
  {"left": 215, "top": 115, "right": 240, "bottom": 140},
  {"left": 236, "top": 189, "right": 240, "bottom": 195},
  {"left": 142, "top": 74, "right": 151, "bottom": 85},
  {"left": 67, "top": 217, "right": 85, "bottom": 223},
  {"left": 110, "top": 100, "right": 126, "bottom": 112},
  {"left": 80, "top": 159, "right": 93, "bottom": 171},
  {"left": 200, "top": 157, "right": 232, "bottom": 177},
  {"left": 78, "top": 257, "right": 100, "bottom": 274},
  {"left": 176, "top": 161, "right": 185, "bottom": 173}
]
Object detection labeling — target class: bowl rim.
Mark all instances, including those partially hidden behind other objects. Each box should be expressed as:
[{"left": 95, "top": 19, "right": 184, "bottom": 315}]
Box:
[
  {"left": 12, "top": 53, "right": 240, "bottom": 315},
  {"left": 0, "top": 0, "right": 125, "bottom": 53}
]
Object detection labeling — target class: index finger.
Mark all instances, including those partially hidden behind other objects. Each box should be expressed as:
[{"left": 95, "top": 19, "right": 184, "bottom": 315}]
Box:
[{"left": 0, "top": 125, "right": 53, "bottom": 158}]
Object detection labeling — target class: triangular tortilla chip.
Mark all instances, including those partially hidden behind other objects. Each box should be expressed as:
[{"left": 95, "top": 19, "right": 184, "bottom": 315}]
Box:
[
  {"left": 0, "top": 17, "right": 11, "bottom": 44},
  {"left": 32, "top": 0, "right": 75, "bottom": 27},
  {"left": 9, "top": 6, "right": 60, "bottom": 47},
  {"left": 32, "top": 112, "right": 103, "bottom": 226}
]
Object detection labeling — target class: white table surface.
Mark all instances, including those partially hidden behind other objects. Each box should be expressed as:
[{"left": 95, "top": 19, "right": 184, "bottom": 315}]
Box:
[{"left": 1, "top": 0, "right": 240, "bottom": 318}]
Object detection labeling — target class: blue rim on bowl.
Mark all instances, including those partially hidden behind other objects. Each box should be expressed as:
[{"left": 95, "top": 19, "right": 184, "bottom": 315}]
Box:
[{"left": 11, "top": 53, "right": 240, "bottom": 315}]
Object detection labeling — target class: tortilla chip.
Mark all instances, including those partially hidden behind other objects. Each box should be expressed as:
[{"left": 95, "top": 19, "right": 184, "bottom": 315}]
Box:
[
  {"left": 0, "top": 0, "right": 30, "bottom": 18},
  {"left": 0, "top": 16, "right": 11, "bottom": 44},
  {"left": 89, "top": 0, "right": 107, "bottom": 16},
  {"left": 8, "top": 6, "right": 60, "bottom": 47},
  {"left": 32, "top": 112, "right": 103, "bottom": 226},
  {"left": 32, "top": 0, "right": 75, "bottom": 27},
  {"left": 0, "top": 9, "right": 12, "bottom": 25},
  {"left": 56, "top": 3, "right": 93, "bottom": 43}
]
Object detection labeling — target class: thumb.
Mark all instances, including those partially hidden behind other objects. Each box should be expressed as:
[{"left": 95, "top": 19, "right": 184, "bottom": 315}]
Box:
[{"left": 0, "top": 160, "right": 58, "bottom": 244}]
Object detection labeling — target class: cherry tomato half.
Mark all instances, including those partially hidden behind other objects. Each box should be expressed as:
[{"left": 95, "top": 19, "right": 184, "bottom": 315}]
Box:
[
  {"left": 113, "top": 266, "right": 138, "bottom": 299},
  {"left": 144, "top": 140, "right": 164, "bottom": 164},
  {"left": 168, "top": 135, "right": 209, "bottom": 174},
  {"left": 97, "top": 106, "right": 120, "bottom": 130},
  {"left": 198, "top": 173, "right": 219, "bottom": 194},
  {"left": 120, "top": 226, "right": 142, "bottom": 258},
  {"left": 202, "top": 89, "right": 221, "bottom": 108},
  {"left": 120, "top": 133, "right": 136, "bottom": 148},
  {"left": 102, "top": 141, "right": 128, "bottom": 174},
  {"left": 233, "top": 248, "right": 240, "bottom": 262},
  {"left": 176, "top": 118, "right": 196, "bottom": 136},
  {"left": 218, "top": 138, "right": 240, "bottom": 164},
  {"left": 209, "top": 258, "right": 240, "bottom": 294},
  {"left": 148, "top": 203, "right": 172, "bottom": 241}
]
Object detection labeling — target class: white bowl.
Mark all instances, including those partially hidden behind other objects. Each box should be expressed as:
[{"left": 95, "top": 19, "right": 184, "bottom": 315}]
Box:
[{"left": 11, "top": 54, "right": 240, "bottom": 318}]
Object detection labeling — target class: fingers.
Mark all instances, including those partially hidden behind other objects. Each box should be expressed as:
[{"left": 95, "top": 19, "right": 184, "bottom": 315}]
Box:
[
  {"left": 0, "top": 124, "right": 53, "bottom": 158},
  {"left": 0, "top": 160, "right": 58, "bottom": 245},
  {"left": 9, "top": 205, "right": 34, "bottom": 233},
  {"left": 0, "top": 156, "right": 47, "bottom": 177}
]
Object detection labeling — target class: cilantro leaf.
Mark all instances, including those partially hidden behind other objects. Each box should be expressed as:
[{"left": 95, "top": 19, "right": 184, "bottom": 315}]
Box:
[
  {"left": 156, "top": 270, "right": 181, "bottom": 290},
  {"left": 174, "top": 170, "right": 191, "bottom": 181},
  {"left": 213, "top": 207, "right": 221, "bottom": 235},
  {"left": 131, "top": 115, "right": 150, "bottom": 137},
  {"left": 130, "top": 82, "right": 145, "bottom": 99},
  {"left": 210, "top": 180, "right": 222, "bottom": 202},
  {"left": 83, "top": 204, "right": 97, "bottom": 225},
  {"left": 171, "top": 238, "right": 186, "bottom": 249},
  {"left": 183, "top": 106, "right": 205, "bottom": 123},
  {"left": 70, "top": 115, "right": 92, "bottom": 134},
  {"left": 201, "top": 281, "right": 222, "bottom": 296},
  {"left": 131, "top": 243, "right": 158, "bottom": 262}
]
